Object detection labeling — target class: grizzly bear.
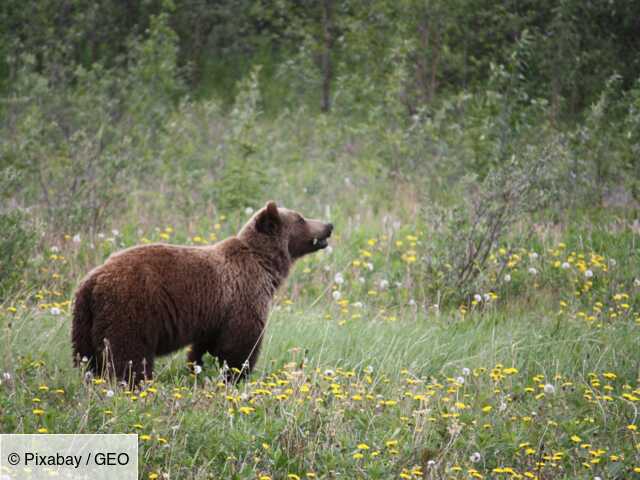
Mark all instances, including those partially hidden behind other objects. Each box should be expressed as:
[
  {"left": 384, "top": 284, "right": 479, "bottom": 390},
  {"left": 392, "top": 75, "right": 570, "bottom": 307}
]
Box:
[{"left": 71, "top": 201, "right": 333, "bottom": 383}]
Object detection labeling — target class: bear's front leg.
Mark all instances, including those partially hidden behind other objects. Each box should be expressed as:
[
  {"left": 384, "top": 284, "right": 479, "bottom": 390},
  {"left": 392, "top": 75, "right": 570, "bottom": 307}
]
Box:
[{"left": 216, "top": 323, "right": 265, "bottom": 383}]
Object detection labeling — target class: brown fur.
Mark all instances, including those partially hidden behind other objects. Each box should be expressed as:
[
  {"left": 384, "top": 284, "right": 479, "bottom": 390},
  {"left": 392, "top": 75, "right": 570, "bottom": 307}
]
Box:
[{"left": 71, "top": 202, "right": 332, "bottom": 383}]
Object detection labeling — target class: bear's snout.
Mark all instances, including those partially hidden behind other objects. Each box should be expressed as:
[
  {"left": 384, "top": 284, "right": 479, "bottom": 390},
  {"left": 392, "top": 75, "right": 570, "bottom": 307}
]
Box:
[{"left": 311, "top": 222, "right": 333, "bottom": 249}]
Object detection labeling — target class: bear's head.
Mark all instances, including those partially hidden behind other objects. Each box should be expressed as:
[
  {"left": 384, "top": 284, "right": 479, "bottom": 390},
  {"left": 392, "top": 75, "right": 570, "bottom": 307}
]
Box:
[{"left": 239, "top": 201, "right": 333, "bottom": 261}]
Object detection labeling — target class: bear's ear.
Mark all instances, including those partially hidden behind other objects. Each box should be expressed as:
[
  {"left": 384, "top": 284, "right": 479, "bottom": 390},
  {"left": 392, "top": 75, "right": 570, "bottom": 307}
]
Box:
[{"left": 256, "top": 201, "right": 281, "bottom": 234}]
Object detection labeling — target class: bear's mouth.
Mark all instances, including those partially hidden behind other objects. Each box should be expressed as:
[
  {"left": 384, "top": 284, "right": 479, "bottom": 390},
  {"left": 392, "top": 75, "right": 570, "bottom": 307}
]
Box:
[{"left": 312, "top": 237, "right": 329, "bottom": 249}]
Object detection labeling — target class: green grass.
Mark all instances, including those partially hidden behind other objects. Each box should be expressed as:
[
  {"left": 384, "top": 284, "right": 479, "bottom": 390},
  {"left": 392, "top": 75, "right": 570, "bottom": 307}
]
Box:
[
  {"left": 1, "top": 294, "right": 639, "bottom": 479},
  {"left": 1, "top": 203, "right": 640, "bottom": 479}
]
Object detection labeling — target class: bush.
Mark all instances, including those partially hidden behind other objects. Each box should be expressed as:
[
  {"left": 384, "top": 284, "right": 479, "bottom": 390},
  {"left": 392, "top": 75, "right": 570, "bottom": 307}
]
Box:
[{"left": 0, "top": 210, "right": 35, "bottom": 296}]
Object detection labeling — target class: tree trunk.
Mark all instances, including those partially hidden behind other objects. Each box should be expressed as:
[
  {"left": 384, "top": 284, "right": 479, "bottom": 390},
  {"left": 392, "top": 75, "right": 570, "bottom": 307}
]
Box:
[{"left": 320, "top": 0, "right": 333, "bottom": 112}]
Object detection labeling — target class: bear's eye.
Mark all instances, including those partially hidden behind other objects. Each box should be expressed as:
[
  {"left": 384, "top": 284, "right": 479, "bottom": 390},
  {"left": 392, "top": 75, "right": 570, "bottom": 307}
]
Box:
[{"left": 297, "top": 216, "right": 305, "bottom": 224}]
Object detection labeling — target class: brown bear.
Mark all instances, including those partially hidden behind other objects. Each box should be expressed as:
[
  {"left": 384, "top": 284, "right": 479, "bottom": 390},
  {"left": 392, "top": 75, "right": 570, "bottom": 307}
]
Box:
[{"left": 71, "top": 201, "right": 333, "bottom": 384}]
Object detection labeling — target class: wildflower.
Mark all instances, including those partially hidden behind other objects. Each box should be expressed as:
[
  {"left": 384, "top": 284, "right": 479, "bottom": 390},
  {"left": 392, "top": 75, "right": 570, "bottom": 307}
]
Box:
[
  {"left": 528, "top": 267, "right": 538, "bottom": 275},
  {"left": 324, "top": 369, "right": 335, "bottom": 377},
  {"left": 562, "top": 262, "right": 571, "bottom": 269},
  {"left": 112, "top": 229, "right": 120, "bottom": 236},
  {"left": 366, "top": 262, "right": 373, "bottom": 271},
  {"left": 474, "top": 294, "right": 483, "bottom": 302},
  {"left": 244, "top": 207, "right": 254, "bottom": 216},
  {"left": 379, "top": 279, "right": 389, "bottom": 290},
  {"left": 73, "top": 234, "right": 81, "bottom": 243},
  {"left": 543, "top": 383, "right": 556, "bottom": 394},
  {"left": 105, "top": 389, "right": 115, "bottom": 398},
  {"left": 332, "top": 291, "right": 341, "bottom": 301},
  {"left": 3, "top": 372, "right": 11, "bottom": 381},
  {"left": 462, "top": 367, "right": 471, "bottom": 376},
  {"left": 50, "top": 307, "right": 61, "bottom": 316},
  {"left": 504, "top": 274, "right": 511, "bottom": 282},
  {"left": 194, "top": 365, "right": 202, "bottom": 375},
  {"left": 334, "top": 273, "right": 344, "bottom": 285},
  {"left": 456, "top": 376, "right": 465, "bottom": 385},
  {"left": 357, "top": 443, "right": 370, "bottom": 450},
  {"left": 353, "top": 302, "right": 364, "bottom": 308},
  {"left": 585, "top": 269, "right": 594, "bottom": 278},
  {"left": 470, "top": 452, "right": 482, "bottom": 463},
  {"left": 408, "top": 299, "right": 416, "bottom": 306}
]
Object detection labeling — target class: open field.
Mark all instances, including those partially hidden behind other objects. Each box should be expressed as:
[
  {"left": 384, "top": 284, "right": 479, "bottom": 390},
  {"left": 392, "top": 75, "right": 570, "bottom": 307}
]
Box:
[{"left": 1, "top": 217, "right": 639, "bottom": 479}]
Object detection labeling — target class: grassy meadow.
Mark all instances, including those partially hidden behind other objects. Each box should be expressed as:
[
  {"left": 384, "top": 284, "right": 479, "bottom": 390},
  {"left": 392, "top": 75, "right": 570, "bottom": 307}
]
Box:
[{"left": 1, "top": 205, "right": 639, "bottom": 479}]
